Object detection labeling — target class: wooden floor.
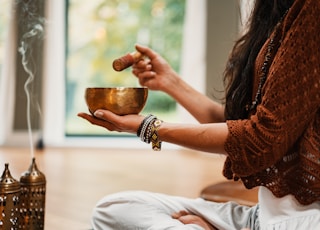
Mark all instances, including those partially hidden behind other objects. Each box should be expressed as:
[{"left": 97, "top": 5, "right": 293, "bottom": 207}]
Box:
[{"left": 0, "top": 147, "right": 227, "bottom": 230}]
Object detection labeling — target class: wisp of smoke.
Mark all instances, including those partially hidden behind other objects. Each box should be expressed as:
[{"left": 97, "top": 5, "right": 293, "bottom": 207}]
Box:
[{"left": 17, "top": 0, "right": 45, "bottom": 158}]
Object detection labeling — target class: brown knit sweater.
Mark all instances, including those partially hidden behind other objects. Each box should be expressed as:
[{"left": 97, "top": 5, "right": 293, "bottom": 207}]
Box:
[{"left": 223, "top": 0, "right": 320, "bottom": 205}]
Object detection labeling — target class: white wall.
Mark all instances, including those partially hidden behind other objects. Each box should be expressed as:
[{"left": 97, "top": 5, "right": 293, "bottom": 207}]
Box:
[{"left": 0, "top": 2, "right": 18, "bottom": 145}]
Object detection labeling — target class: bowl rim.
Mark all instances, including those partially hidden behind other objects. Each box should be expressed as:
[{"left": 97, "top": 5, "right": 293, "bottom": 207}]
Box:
[{"left": 85, "top": 87, "right": 148, "bottom": 90}]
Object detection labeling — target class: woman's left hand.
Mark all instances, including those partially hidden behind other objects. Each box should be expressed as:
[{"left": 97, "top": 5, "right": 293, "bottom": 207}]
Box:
[
  {"left": 77, "top": 110, "right": 145, "bottom": 134},
  {"left": 172, "top": 211, "right": 217, "bottom": 230}
]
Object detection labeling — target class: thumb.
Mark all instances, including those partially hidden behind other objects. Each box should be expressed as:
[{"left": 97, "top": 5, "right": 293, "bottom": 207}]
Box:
[{"left": 93, "top": 109, "right": 117, "bottom": 121}]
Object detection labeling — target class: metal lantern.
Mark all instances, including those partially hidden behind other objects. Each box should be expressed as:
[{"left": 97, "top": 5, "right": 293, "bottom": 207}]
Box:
[
  {"left": 0, "top": 163, "right": 21, "bottom": 229},
  {"left": 20, "top": 157, "right": 46, "bottom": 230}
]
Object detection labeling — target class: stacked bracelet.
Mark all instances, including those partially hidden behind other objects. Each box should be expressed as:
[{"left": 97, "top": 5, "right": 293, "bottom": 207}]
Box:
[
  {"left": 137, "top": 114, "right": 163, "bottom": 151},
  {"left": 151, "top": 119, "right": 163, "bottom": 151},
  {"left": 137, "top": 114, "right": 153, "bottom": 136},
  {"left": 139, "top": 114, "right": 157, "bottom": 143}
]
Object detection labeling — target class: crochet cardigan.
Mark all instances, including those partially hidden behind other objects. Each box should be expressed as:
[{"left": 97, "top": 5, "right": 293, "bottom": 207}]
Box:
[{"left": 223, "top": 0, "right": 320, "bottom": 205}]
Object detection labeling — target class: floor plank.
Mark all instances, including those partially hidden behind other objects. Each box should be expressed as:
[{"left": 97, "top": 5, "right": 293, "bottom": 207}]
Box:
[{"left": 0, "top": 147, "right": 226, "bottom": 230}]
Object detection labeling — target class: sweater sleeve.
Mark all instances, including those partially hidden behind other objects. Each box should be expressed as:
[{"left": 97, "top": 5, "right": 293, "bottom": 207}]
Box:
[{"left": 224, "top": 0, "right": 320, "bottom": 177}]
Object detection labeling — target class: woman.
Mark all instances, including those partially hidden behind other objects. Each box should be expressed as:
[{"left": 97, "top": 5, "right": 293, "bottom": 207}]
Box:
[{"left": 78, "top": 0, "right": 320, "bottom": 229}]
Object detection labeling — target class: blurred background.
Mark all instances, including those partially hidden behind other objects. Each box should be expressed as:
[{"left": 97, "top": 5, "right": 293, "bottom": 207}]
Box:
[
  {"left": 0, "top": 1, "right": 254, "bottom": 229},
  {"left": 0, "top": 0, "right": 251, "bottom": 149}
]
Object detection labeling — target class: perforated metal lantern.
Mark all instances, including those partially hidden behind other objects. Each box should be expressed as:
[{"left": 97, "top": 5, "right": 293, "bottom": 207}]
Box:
[
  {"left": 0, "top": 163, "right": 21, "bottom": 229},
  {"left": 20, "top": 158, "right": 46, "bottom": 230}
]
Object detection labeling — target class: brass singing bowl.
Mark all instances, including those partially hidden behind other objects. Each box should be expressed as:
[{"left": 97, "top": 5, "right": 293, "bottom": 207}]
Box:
[{"left": 85, "top": 87, "right": 148, "bottom": 115}]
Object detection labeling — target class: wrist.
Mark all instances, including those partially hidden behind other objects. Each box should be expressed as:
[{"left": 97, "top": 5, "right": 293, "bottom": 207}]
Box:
[
  {"left": 162, "top": 72, "right": 184, "bottom": 96},
  {"left": 137, "top": 114, "right": 163, "bottom": 151}
]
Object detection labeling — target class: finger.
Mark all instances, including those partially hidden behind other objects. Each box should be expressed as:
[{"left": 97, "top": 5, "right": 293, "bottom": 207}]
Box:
[
  {"left": 172, "top": 210, "right": 189, "bottom": 219},
  {"left": 132, "top": 63, "right": 152, "bottom": 78},
  {"left": 177, "top": 215, "right": 194, "bottom": 224},
  {"left": 93, "top": 109, "right": 137, "bottom": 132},
  {"left": 132, "top": 59, "right": 151, "bottom": 68},
  {"left": 135, "top": 44, "right": 158, "bottom": 60},
  {"left": 138, "top": 75, "right": 158, "bottom": 88},
  {"left": 138, "top": 71, "right": 156, "bottom": 79},
  {"left": 93, "top": 109, "right": 121, "bottom": 123},
  {"left": 78, "top": 112, "right": 114, "bottom": 129},
  {"left": 132, "top": 69, "right": 155, "bottom": 80},
  {"left": 78, "top": 112, "right": 104, "bottom": 125},
  {"left": 77, "top": 112, "right": 94, "bottom": 121}
]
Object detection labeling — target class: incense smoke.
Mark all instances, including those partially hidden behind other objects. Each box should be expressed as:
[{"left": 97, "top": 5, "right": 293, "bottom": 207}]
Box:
[{"left": 16, "top": 0, "right": 45, "bottom": 158}]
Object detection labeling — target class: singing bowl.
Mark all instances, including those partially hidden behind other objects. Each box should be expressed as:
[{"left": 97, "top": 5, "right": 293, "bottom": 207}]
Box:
[{"left": 85, "top": 87, "right": 148, "bottom": 115}]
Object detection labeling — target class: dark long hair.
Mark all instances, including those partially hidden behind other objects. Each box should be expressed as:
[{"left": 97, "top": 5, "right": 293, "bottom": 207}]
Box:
[{"left": 224, "top": 0, "right": 294, "bottom": 120}]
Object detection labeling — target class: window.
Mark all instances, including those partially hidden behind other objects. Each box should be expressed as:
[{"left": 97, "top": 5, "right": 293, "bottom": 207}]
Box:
[
  {"left": 66, "top": 0, "right": 186, "bottom": 136},
  {"left": 0, "top": 0, "right": 210, "bottom": 148}
]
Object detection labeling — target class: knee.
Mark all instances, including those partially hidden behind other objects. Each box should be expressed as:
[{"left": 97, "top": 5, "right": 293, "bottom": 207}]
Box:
[
  {"left": 91, "top": 191, "right": 151, "bottom": 229},
  {"left": 91, "top": 191, "right": 130, "bottom": 227}
]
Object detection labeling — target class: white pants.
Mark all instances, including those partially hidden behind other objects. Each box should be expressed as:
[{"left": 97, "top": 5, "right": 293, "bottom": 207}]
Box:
[{"left": 91, "top": 190, "right": 258, "bottom": 230}]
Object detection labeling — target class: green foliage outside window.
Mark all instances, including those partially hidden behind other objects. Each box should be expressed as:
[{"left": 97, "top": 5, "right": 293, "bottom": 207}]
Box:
[{"left": 66, "top": 0, "right": 185, "bottom": 135}]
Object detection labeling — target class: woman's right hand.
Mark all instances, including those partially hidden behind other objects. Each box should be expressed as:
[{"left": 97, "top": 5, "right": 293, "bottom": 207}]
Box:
[
  {"left": 132, "top": 44, "right": 181, "bottom": 94},
  {"left": 133, "top": 44, "right": 225, "bottom": 124}
]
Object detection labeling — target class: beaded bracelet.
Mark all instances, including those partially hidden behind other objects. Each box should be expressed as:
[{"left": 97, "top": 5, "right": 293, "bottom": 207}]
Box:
[
  {"left": 143, "top": 118, "right": 155, "bottom": 143},
  {"left": 151, "top": 119, "right": 163, "bottom": 151},
  {"left": 137, "top": 114, "right": 153, "bottom": 137},
  {"left": 137, "top": 114, "right": 163, "bottom": 150},
  {"left": 139, "top": 115, "right": 156, "bottom": 143}
]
